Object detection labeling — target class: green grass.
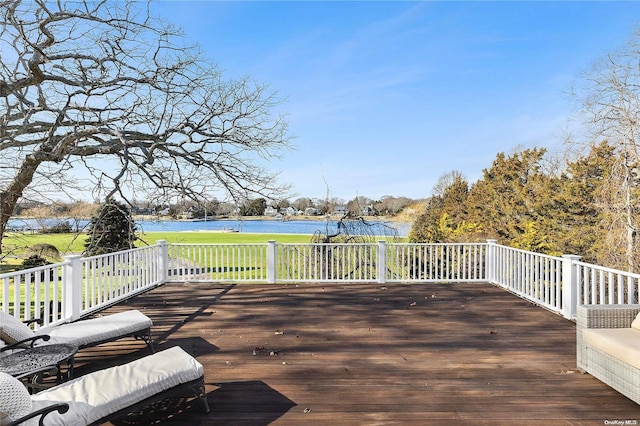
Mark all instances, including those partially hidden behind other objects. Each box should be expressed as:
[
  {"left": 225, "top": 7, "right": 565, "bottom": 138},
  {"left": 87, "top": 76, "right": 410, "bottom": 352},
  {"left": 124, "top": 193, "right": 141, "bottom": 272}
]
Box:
[
  {"left": 2, "top": 232, "right": 312, "bottom": 305},
  {"left": 138, "top": 232, "right": 313, "bottom": 246},
  {"left": 3, "top": 231, "right": 315, "bottom": 259}
]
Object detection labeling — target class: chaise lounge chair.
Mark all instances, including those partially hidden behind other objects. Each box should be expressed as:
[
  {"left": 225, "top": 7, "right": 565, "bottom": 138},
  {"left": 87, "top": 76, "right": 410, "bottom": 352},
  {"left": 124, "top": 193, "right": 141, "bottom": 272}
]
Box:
[
  {"left": 0, "top": 346, "right": 210, "bottom": 425},
  {"left": 0, "top": 310, "right": 154, "bottom": 353}
]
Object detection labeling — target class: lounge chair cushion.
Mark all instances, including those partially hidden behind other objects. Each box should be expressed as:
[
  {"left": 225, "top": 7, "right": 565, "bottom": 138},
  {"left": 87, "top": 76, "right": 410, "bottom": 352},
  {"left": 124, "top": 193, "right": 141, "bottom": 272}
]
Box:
[
  {"left": 0, "top": 372, "right": 32, "bottom": 423},
  {"left": 582, "top": 327, "right": 640, "bottom": 370},
  {"left": 35, "top": 310, "right": 152, "bottom": 348},
  {"left": 27, "top": 346, "right": 204, "bottom": 426},
  {"left": 0, "top": 311, "right": 36, "bottom": 345}
]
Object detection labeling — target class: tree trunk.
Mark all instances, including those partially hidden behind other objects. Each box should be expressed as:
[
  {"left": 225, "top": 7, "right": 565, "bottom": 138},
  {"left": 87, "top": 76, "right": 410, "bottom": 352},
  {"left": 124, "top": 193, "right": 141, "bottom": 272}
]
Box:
[
  {"left": 625, "top": 172, "right": 634, "bottom": 272},
  {"left": 0, "top": 156, "right": 42, "bottom": 253}
]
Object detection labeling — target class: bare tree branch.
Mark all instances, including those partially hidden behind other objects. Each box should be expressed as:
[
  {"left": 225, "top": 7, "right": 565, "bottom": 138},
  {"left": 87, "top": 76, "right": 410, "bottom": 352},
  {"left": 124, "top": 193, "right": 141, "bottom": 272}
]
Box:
[
  {"left": 0, "top": 0, "right": 291, "bottom": 249},
  {"left": 570, "top": 29, "right": 640, "bottom": 272}
]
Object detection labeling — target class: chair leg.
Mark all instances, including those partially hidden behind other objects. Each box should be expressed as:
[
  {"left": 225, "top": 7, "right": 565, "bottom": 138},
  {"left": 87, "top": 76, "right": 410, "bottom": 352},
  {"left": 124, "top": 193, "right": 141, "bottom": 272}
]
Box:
[
  {"left": 190, "top": 379, "right": 210, "bottom": 413},
  {"left": 135, "top": 329, "right": 155, "bottom": 353}
]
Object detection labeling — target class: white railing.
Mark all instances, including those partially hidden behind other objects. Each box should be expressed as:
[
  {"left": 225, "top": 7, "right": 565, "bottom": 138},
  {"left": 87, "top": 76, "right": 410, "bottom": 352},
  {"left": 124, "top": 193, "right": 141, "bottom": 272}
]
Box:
[
  {"left": 385, "top": 243, "right": 487, "bottom": 282},
  {"left": 0, "top": 261, "right": 66, "bottom": 325},
  {"left": 1, "top": 245, "right": 164, "bottom": 328},
  {"left": 3, "top": 239, "right": 640, "bottom": 326},
  {"left": 78, "top": 245, "right": 164, "bottom": 319},
  {"left": 575, "top": 260, "right": 640, "bottom": 307},
  {"left": 167, "top": 243, "right": 268, "bottom": 282},
  {"left": 489, "top": 242, "right": 566, "bottom": 315},
  {"left": 274, "top": 242, "right": 378, "bottom": 282}
]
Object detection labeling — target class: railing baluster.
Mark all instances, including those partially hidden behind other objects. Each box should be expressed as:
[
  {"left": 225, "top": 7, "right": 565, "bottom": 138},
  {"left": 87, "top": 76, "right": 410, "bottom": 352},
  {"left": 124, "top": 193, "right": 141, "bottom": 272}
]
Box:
[{"left": 5, "top": 240, "right": 640, "bottom": 324}]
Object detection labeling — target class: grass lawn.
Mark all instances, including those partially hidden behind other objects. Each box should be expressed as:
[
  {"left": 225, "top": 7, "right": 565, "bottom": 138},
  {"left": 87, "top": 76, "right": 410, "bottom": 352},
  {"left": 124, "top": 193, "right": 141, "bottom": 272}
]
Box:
[
  {"left": 1, "top": 231, "right": 400, "bottom": 273},
  {"left": 3, "top": 231, "right": 315, "bottom": 258}
]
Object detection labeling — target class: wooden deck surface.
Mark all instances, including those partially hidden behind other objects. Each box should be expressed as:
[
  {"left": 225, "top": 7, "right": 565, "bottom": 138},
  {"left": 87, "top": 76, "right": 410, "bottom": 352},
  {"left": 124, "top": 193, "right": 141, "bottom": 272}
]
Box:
[{"left": 72, "top": 282, "right": 640, "bottom": 425}]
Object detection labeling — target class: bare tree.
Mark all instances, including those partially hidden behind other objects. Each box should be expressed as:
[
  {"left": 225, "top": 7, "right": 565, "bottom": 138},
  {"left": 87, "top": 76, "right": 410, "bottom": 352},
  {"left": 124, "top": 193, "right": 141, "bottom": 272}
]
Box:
[
  {"left": 570, "top": 29, "right": 640, "bottom": 271},
  {"left": 375, "top": 195, "right": 415, "bottom": 216},
  {"left": 0, "top": 0, "right": 290, "bottom": 250},
  {"left": 431, "top": 170, "right": 466, "bottom": 197}
]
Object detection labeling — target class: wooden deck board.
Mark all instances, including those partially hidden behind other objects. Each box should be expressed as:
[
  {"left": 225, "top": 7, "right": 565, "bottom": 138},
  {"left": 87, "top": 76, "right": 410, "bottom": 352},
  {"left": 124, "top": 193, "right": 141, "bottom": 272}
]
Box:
[{"left": 69, "top": 282, "right": 640, "bottom": 425}]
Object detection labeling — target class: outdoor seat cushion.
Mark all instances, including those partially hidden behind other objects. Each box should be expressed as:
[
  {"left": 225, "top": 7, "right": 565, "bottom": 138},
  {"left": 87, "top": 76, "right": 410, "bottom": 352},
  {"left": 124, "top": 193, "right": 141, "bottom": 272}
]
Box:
[
  {"left": 0, "top": 311, "right": 35, "bottom": 344},
  {"left": 25, "top": 346, "right": 204, "bottom": 426},
  {"left": 582, "top": 327, "right": 640, "bottom": 370},
  {"left": 35, "top": 310, "right": 152, "bottom": 348},
  {"left": 0, "top": 372, "right": 33, "bottom": 424}
]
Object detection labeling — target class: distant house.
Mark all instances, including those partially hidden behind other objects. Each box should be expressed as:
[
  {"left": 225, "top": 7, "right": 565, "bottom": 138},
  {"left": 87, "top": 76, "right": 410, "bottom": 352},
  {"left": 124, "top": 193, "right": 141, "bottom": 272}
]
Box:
[
  {"left": 131, "top": 206, "right": 154, "bottom": 215},
  {"left": 264, "top": 206, "right": 279, "bottom": 217},
  {"left": 180, "top": 207, "right": 197, "bottom": 219},
  {"left": 280, "top": 206, "right": 298, "bottom": 216},
  {"left": 362, "top": 205, "right": 375, "bottom": 216},
  {"left": 332, "top": 205, "right": 347, "bottom": 216},
  {"left": 304, "top": 207, "right": 320, "bottom": 216}
]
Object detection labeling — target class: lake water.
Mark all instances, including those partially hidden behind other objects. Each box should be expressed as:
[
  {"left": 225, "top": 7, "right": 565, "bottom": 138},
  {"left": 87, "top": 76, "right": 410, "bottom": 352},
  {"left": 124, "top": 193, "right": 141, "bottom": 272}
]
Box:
[{"left": 7, "top": 218, "right": 412, "bottom": 237}]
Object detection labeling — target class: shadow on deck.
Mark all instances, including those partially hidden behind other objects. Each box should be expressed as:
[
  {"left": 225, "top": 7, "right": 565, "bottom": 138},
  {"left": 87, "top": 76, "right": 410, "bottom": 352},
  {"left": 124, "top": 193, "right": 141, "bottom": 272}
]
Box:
[{"left": 72, "top": 282, "right": 640, "bottom": 425}]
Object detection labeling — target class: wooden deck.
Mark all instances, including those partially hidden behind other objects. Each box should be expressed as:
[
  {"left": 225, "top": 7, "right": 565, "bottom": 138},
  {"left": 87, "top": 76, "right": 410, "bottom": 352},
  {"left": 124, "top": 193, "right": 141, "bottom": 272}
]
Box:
[{"left": 72, "top": 282, "right": 640, "bottom": 425}]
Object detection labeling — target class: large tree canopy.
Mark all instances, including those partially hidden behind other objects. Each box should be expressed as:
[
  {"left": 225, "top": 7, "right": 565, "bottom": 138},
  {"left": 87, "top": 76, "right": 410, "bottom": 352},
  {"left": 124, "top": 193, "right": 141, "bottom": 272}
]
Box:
[{"left": 0, "top": 0, "right": 290, "bottom": 248}]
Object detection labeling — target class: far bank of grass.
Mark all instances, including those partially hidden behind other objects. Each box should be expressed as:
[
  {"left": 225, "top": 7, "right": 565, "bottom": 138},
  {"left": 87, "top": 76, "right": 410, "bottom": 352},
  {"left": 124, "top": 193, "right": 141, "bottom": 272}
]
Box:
[{"left": 3, "top": 231, "right": 314, "bottom": 259}]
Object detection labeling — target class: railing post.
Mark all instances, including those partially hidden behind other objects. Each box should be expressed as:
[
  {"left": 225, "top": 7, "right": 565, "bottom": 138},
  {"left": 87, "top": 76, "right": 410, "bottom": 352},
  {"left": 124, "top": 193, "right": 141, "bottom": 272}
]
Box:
[
  {"left": 267, "top": 240, "right": 277, "bottom": 284},
  {"left": 157, "top": 240, "right": 168, "bottom": 284},
  {"left": 63, "top": 254, "right": 83, "bottom": 321},
  {"left": 377, "top": 240, "right": 386, "bottom": 284},
  {"left": 561, "top": 254, "right": 582, "bottom": 320},
  {"left": 486, "top": 239, "right": 498, "bottom": 284}
]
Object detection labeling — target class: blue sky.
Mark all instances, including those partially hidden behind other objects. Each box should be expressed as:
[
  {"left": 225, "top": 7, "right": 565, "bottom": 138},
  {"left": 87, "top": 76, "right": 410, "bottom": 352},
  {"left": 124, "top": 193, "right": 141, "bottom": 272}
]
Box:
[{"left": 151, "top": 1, "right": 640, "bottom": 201}]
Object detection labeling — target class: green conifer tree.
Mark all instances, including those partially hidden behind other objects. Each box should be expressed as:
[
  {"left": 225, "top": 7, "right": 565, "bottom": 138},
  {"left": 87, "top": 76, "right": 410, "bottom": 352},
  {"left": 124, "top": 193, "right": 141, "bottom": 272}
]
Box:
[{"left": 84, "top": 199, "right": 137, "bottom": 257}]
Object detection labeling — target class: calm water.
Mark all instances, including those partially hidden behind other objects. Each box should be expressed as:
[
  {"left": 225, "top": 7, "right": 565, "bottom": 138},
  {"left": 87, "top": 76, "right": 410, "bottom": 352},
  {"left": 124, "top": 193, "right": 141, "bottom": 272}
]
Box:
[{"left": 7, "top": 218, "right": 411, "bottom": 237}]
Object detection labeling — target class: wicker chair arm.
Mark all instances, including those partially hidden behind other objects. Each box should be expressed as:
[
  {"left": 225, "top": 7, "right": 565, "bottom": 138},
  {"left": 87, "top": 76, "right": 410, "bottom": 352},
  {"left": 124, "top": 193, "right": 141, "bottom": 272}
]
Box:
[
  {"left": 5, "top": 402, "right": 69, "bottom": 426},
  {"left": 0, "top": 335, "right": 51, "bottom": 352}
]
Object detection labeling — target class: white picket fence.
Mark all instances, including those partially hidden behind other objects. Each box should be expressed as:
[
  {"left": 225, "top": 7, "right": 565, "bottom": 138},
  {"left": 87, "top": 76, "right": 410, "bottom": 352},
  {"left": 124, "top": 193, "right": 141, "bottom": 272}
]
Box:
[{"left": 3, "top": 239, "right": 640, "bottom": 327}]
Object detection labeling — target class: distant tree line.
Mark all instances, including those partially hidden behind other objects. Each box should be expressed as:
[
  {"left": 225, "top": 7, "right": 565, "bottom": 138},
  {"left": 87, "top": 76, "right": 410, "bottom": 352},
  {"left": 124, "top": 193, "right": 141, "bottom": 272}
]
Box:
[
  {"left": 237, "top": 195, "right": 417, "bottom": 217},
  {"left": 15, "top": 194, "right": 419, "bottom": 221}
]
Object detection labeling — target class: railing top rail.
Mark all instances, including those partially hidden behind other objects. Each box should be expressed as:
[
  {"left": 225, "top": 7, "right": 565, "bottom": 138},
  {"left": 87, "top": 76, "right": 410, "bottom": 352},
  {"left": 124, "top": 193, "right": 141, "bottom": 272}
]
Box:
[
  {"left": 0, "top": 260, "right": 68, "bottom": 278},
  {"left": 574, "top": 260, "right": 640, "bottom": 279},
  {"left": 277, "top": 242, "right": 376, "bottom": 247},
  {"left": 81, "top": 244, "right": 159, "bottom": 262},
  {"left": 168, "top": 242, "right": 266, "bottom": 246},
  {"left": 167, "top": 241, "right": 492, "bottom": 247},
  {"left": 387, "top": 242, "right": 488, "bottom": 247},
  {"left": 493, "top": 243, "right": 564, "bottom": 261}
]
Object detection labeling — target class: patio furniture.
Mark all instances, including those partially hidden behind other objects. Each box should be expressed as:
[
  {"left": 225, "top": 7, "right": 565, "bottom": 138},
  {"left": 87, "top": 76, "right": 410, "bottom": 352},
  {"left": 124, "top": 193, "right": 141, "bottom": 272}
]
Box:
[
  {"left": 576, "top": 304, "right": 640, "bottom": 405},
  {"left": 0, "top": 342, "right": 78, "bottom": 391},
  {"left": 1, "top": 346, "right": 210, "bottom": 425},
  {"left": 0, "top": 309, "right": 154, "bottom": 353}
]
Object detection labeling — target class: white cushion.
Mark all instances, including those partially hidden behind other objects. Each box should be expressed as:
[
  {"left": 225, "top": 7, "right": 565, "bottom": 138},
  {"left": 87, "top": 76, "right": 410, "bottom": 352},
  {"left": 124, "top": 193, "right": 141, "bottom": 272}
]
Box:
[
  {"left": 583, "top": 328, "right": 640, "bottom": 369},
  {"left": 0, "top": 311, "right": 35, "bottom": 344},
  {"left": 631, "top": 312, "right": 640, "bottom": 330},
  {"left": 36, "top": 310, "right": 152, "bottom": 347},
  {"left": 0, "top": 371, "right": 32, "bottom": 422},
  {"left": 28, "top": 346, "right": 203, "bottom": 426}
]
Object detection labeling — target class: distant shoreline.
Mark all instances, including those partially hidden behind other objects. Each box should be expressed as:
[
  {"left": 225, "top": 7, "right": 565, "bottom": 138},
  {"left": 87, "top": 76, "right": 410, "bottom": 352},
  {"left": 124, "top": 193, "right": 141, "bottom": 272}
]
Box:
[
  {"left": 131, "top": 215, "right": 411, "bottom": 223},
  {"left": 11, "top": 214, "right": 412, "bottom": 224}
]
